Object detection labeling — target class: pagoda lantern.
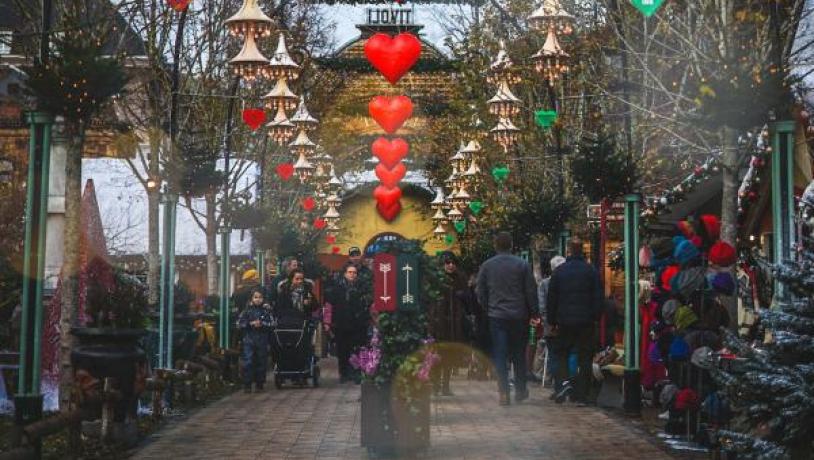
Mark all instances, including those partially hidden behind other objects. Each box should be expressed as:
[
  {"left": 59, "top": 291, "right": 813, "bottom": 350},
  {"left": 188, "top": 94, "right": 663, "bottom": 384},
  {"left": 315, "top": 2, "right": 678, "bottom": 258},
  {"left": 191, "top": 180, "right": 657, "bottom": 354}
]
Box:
[
  {"left": 293, "top": 152, "right": 314, "bottom": 182},
  {"left": 488, "top": 80, "right": 522, "bottom": 117},
  {"left": 267, "top": 33, "right": 300, "bottom": 81},
  {"left": 289, "top": 129, "right": 316, "bottom": 157},
  {"left": 266, "top": 105, "right": 296, "bottom": 144},
  {"left": 263, "top": 78, "right": 299, "bottom": 112},
  {"left": 528, "top": 0, "right": 575, "bottom": 35},
  {"left": 490, "top": 117, "right": 521, "bottom": 149},
  {"left": 532, "top": 28, "right": 570, "bottom": 81},
  {"left": 291, "top": 96, "right": 319, "bottom": 131},
  {"left": 224, "top": 0, "right": 274, "bottom": 37}
]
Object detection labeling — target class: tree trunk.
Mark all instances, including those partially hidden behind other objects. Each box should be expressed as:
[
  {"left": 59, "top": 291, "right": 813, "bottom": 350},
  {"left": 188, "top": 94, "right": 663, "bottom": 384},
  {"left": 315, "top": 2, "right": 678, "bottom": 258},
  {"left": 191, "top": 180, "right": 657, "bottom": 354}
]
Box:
[
  {"left": 719, "top": 126, "right": 739, "bottom": 245},
  {"left": 59, "top": 121, "right": 85, "bottom": 412},
  {"left": 206, "top": 192, "right": 218, "bottom": 295}
]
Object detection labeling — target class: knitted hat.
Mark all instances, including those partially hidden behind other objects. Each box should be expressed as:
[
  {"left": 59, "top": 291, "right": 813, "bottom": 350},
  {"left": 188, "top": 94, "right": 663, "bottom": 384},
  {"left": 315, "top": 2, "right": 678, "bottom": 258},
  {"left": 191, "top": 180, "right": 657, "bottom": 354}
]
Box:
[
  {"left": 661, "top": 299, "right": 679, "bottom": 325},
  {"left": 677, "top": 220, "right": 695, "bottom": 239},
  {"left": 690, "top": 235, "right": 703, "bottom": 248},
  {"left": 647, "top": 341, "right": 662, "bottom": 363},
  {"left": 691, "top": 346, "right": 714, "bottom": 369},
  {"left": 241, "top": 269, "right": 259, "bottom": 282},
  {"left": 660, "top": 265, "right": 681, "bottom": 291},
  {"left": 668, "top": 336, "right": 691, "bottom": 361},
  {"left": 674, "top": 305, "right": 699, "bottom": 331},
  {"left": 659, "top": 383, "right": 679, "bottom": 408},
  {"left": 671, "top": 267, "right": 706, "bottom": 300},
  {"left": 709, "top": 241, "right": 737, "bottom": 267},
  {"left": 650, "top": 237, "right": 675, "bottom": 260},
  {"left": 710, "top": 271, "right": 736, "bottom": 296},
  {"left": 639, "top": 246, "right": 653, "bottom": 268},
  {"left": 673, "top": 239, "right": 700, "bottom": 266},
  {"left": 700, "top": 215, "right": 721, "bottom": 241},
  {"left": 675, "top": 388, "right": 700, "bottom": 410},
  {"left": 550, "top": 255, "right": 566, "bottom": 272}
]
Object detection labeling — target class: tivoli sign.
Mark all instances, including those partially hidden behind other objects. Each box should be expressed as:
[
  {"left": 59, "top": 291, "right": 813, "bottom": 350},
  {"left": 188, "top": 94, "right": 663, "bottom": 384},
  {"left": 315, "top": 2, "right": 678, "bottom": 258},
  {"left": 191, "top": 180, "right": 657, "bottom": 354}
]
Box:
[{"left": 373, "top": 253, "right": 421, "bottom": 312}]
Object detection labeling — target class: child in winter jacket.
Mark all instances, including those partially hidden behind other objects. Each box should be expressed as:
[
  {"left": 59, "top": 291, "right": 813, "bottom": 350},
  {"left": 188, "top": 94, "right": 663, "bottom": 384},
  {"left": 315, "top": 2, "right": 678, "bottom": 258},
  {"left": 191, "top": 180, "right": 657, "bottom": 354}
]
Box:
[{"left": 237, "top": 288, "right": 274, "bottom": 392}]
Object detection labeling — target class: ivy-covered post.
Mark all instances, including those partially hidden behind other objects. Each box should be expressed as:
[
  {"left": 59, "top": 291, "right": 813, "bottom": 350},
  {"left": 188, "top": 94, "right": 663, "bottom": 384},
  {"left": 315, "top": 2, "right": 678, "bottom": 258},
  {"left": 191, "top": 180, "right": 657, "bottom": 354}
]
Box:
[
  {"left": 622, "top": 194, "right": 641, "bottom": 416},
  {"left": 770, "top": 121, "right": 795, "bottom": 303},
  {"left": 218, "top": 226, "right": 232, "bottom": 349}
]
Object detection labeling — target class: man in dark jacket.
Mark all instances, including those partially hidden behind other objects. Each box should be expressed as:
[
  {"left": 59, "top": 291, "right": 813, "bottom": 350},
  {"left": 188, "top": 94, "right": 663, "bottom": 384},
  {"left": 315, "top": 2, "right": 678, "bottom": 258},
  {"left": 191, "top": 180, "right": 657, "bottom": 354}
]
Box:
[
  {"left": 476, "top": 232, "right": 539, "bottom": 405},
  {"left": 546, "top": 237, "right": 602, "bottom": 404}
]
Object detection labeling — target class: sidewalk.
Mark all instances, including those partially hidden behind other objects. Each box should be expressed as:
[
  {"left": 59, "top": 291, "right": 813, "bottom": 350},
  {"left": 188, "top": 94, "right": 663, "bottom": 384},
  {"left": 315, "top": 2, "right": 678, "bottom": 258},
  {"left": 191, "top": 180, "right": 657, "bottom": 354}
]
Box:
[{"left": 130, "top": 359, "right": 686, "bottom": 459}]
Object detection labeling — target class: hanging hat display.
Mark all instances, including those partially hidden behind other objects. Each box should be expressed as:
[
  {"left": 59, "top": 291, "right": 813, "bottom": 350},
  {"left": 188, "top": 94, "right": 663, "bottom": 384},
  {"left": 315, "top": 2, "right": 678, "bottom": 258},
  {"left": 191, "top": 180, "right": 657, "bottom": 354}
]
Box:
[
  {"left": 709, "top": 271, "right": 736, "bottom": 296},
  {"left": 659, "top": 383, "right": 679, "bottom": 408},
  {"left": 673, "top": 305, "right": 699, "bottom": 331},
  {"left": 639, "top": 245, "right": 653, "bottom": 268},
  {"left": 671, "top": 266, "right": 706, "bottom": 301},
  {"left": 675, "top": 388, "right": 700, "bottom": 410},
  {"left": 709, "top": 241, "right": 737, "bottom": 267},
  {"left": 661, "top": 299, "right": 679, "bottom": 325},
  {"left": 676, "top": 220, "right": 695, "bottom": 239},
  {"left": 668, "top": 336, "right": 691, "bottom": 361},
  {"left": 660, "top": 265, "right": 680, "bottom": 291},
  {"left": 690, "top": 346, "right": 715, "bottom": 370},
  {"left": 673, "top": 239, "right": 700, "bottom": 266},
  {"left": 699, "top": 214, "right": 721, "bottom": 241}
]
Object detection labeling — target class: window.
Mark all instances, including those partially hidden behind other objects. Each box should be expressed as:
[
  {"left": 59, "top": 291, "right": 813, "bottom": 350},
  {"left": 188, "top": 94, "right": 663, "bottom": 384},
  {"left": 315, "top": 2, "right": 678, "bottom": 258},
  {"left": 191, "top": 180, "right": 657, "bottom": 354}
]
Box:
[
  {"left": 0, "top": 30, "right": 11, "bottom": 55},
  {"left": 364, "top": 232, "right": 405, "bottom": 257}
]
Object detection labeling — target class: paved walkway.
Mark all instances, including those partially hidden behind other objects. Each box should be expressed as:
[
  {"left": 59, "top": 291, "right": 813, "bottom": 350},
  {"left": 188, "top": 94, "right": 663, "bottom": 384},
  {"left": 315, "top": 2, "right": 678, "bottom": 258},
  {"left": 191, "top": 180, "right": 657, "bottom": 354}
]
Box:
[{"left": 130, "top": 359, "right": 683, "bottom": 460}]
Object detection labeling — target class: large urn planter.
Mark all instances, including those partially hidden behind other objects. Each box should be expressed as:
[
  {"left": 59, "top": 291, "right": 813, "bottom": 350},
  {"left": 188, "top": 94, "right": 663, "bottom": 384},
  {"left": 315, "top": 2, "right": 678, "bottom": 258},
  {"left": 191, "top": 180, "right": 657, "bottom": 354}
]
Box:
[
  {"left": 360, "top": 381, "right": 430, "bottom": 457},
  {"left": 71, "top": 327, "right": 147, "bottom": 446}
]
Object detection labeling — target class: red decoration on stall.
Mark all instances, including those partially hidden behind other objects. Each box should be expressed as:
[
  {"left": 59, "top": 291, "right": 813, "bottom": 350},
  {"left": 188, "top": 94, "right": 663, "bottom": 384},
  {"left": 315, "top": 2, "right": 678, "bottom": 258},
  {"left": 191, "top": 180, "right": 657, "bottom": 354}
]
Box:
[
  {"left": 301, "top": 196, "right": 316, "bottom": 211},
  {"left": 364, "top": 33, "right": 422, "bottom": 85},
  {"left": 241, "top": 108, "right": 266, "bottom": 131},
  {"left": 372, "top": 137, "right": 409, "bottom": 169},
  {"left": 375, "top": 162, "right": 406, "bottom": 188},
  {"left": 331, "top": 246, "right": 341, "bottom": 254},
  {"left": 313, "top": 218, "right": 327, "bottom": 230},
  {"left": 275, "top": 163, "right": 294, "bottom": 180},
  {"left": 167, "top": 0, "right": 191, "bottom": 12},
  {"left": 326, "top": 234, "right": 337, "bottom": 244},
  {"left": 369, "top": 96, "right": 413, "bottom": 134}
]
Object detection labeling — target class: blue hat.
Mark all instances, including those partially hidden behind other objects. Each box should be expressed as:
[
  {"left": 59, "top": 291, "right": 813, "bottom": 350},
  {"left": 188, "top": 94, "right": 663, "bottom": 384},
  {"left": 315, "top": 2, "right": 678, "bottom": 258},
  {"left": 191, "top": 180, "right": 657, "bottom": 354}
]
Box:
[
  {"left": 710, "top": 272, "right": 735, "bottom": 296},
  {"left": 673, "top": 239, "right": 700, "bottom": 265},
  {"left": 668, "top": 336, "right": 691, "bottom": 361}
]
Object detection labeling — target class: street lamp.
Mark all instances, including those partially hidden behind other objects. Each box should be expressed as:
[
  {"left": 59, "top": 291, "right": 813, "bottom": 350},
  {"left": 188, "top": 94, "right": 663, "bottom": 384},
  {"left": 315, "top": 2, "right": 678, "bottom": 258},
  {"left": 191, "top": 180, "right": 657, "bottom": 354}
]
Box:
[
  {"left": 291, "top": 96, "right": 319, "bottom": 131},
  {"left": 224, "top": 0, "right": 275, "bottom": 37},
  {"left": 293, "top": 152, "right": 314, "bottom": 182},
  {"left": 229, "top": 33, "right": 269, "bottom": 82},
  {"left": 263, "top": 78, "right": 299, "bottom": 112},
  {"left": 487, "top": 40, "right": 520, "bottom": 85},
  {"left": 266, "top": 105, "right": 296, "bottom": 144},
  {"left": 490, "top": 117, "right": 521, "bottom": 149},
  {"left": 267, "top": 33, "right": 301, "bottom": 81},
  {"left": 528, "top": 0, "right": 575, "bottom": 35},
  {"left": 487, "top": 80, "right": 522, "bottom": 117},
  {"left": 289, "top": 129, "right": 317, "bottom": 157},
  {"left": 532, "top": 28, "right": 570, "bottom": 81}
]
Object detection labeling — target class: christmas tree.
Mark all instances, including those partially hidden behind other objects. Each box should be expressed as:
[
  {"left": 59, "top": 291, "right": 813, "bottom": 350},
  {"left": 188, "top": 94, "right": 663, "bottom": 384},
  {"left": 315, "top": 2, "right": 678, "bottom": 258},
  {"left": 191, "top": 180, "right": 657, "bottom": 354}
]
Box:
[{"left": 713, "top": 182, "right": 814, "bottom": 459}]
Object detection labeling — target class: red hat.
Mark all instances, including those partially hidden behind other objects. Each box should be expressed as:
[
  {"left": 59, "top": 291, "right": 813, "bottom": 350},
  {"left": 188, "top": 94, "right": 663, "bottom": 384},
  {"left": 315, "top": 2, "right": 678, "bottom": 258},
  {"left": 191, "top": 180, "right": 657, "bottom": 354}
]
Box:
[
  {"left": 677, "top": 220, "right": 695, "bottom": 239},
  {"left": 690, "top": 235, "right": 703, "bottom": 248},
  {"left": 709, "top": 241, "right": 737, "bottom": 267},
  {"left": 700, "top": 215, "right": 721, "bottom": 240},
  {"left": 660, "top": 265, "right": 680, "bottom": 291},
  {"left": 675, "top": 388, "right": 700, "bottom": 410}
]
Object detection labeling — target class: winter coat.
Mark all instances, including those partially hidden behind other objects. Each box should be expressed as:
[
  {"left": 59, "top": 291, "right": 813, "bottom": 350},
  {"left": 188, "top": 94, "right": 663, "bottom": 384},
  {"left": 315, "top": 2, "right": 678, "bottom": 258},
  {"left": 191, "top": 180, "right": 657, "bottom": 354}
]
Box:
[
  {"left": 326, "top": 278, "right": 371, "bottom": 333},
  {"left": 237, "top": 303, "right": 274, "bottom": 342},
  {"left": 429, "top": 271, "right": 469, "bottom": 342},
  {"left": 476, "top": 253, "right": 539, "bottom": 321},
  {"left": 276, "top": 280, "right": 316, "bottom": 316},
  {"left": 546, "top": 255, "right": 602, "bottom": 327}
]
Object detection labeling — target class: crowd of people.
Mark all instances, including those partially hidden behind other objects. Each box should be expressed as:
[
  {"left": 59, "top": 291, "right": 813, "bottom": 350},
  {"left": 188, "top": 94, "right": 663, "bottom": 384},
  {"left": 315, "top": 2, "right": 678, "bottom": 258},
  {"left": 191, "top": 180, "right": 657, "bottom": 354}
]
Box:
[{"left": 230, "top": 234, "right": 612, "bottom": 407}]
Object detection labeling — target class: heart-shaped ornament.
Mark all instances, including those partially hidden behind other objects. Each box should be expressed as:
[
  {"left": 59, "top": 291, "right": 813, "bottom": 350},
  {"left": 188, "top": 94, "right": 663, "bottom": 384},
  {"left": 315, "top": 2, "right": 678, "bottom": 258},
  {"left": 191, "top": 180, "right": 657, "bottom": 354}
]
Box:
[
  {"left": 331, "top": 246, "right": 340, "bottom": 254},
  {"left": 376, "top": 200, "right": 402, "bottom": 222},
  {"left": 313, "top": 218, "right": 326, "bottom": 230},
  {"left": 242, "top": 108, "right": 266, "bottom": 131},
  {"left": 468, "top": 200, "right": 483, "bottom": 215},
  {"left": 276, "top": 163, "right": 294, "bottom": 180},
  {"left": 364, "top": 33, "right": 422, "bottom": 85},
  {"left": 444, "top": 234, "right": 455, "bottom": 246},
  {"left": 492, "top": 165, "right": 510, "bottom": 183},
  {"left": 453, "top": 220, "right": 466, "bottom": 234},
  {"left": 302, "top": 196, "right": 315, "bottom": 211},
  {"left": 369, "top": 96, "right": 413, "bottom": 134},
  {"left": 373, "top": 184, "right": 402, "bottom": 210},
  {"left": 326, "top": 234, "right": 337, "bottom": 244},
  {"left": 167, "top": 0, "right": 191, "bottom": 12},
  {"left": 375, "top": 162, "right": 407, "bottom": 188},
  {"left": 372, "top": 137, "right": 409, "bottom": 169},
  {"left": 630, "top": 0, "right": 666, "bottom": 17}
]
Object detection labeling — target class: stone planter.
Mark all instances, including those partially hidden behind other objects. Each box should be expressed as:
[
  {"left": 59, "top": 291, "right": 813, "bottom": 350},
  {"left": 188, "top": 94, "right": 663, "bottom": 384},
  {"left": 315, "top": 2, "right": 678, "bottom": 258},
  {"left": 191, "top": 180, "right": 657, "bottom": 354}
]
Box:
[{"left": 360, "top": 381, "right": 430, "bottom": 457}]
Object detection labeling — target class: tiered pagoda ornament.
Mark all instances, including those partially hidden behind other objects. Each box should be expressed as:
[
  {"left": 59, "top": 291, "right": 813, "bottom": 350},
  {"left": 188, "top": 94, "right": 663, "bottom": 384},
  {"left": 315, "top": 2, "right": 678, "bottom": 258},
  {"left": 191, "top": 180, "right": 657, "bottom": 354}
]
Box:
[
  {"left": 528, "top": 0, "right": 575, "bottom": 35},
  {"left": 529, "top": 0, "right": 572, "bottom": 82},
  {"left": 487, "top": 41, "right": 522, "bottom": 152},
  {"left": 226, "top": 0, "right": 274, "bottom": 82}
]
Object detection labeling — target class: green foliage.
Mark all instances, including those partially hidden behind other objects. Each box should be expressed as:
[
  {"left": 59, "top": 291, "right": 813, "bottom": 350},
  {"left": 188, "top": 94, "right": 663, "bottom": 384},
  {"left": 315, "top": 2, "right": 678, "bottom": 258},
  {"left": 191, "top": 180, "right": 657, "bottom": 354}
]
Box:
[
  {"left": 85, "top": 257, "right": 148, "bottom": 329},
  {"left": 572, "top": 132, "right": 637, "bottom": 202}
]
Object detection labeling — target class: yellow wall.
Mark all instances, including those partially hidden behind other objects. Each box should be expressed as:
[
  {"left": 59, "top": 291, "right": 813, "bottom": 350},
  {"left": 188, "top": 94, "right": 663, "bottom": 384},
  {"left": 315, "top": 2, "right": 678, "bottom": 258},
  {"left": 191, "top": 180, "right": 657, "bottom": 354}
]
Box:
[{"left": 317, "top": 190, "right": 451, "bottom": 255}]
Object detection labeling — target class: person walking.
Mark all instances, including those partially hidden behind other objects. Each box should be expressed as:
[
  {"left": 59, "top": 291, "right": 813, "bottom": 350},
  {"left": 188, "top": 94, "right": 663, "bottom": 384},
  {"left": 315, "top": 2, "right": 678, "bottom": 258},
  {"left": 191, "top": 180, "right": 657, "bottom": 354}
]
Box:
[
  {"left": 276, "top": 268, "right": 316, "bottom": 316},
  {"left": 476, "top": 232, "right": 539, "bottom": 406},
  {"left": 347, "top": 246, "right": 372, "bottom": 288},
  {"left": 237, "top": 288, "right": 274, "bottom": 393},
  {"left": 428, "top": 252, "right": 469, "bottom": 396},
  {"left": 326, "top": 264, "right": 371, "bottom": 383},
  {"left": 546, "top": 237, "right": 602, "bottom": 404},
  {"left": 537, "top": 255, "right": 565, "bottom": 387},
  {"left": 268, "top": 256, "right": 299, "bottom": 305}
]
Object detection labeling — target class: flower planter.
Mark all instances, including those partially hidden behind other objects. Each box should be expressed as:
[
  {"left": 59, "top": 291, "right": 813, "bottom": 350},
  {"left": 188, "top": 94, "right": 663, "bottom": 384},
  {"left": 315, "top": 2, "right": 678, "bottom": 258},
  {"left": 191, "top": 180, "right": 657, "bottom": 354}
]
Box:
[
  {"left": 360, "top": 381, "right": 430, "bottom": 457},
  {"left": 70, "top": 327, "right": 147, "bottom": 446}
]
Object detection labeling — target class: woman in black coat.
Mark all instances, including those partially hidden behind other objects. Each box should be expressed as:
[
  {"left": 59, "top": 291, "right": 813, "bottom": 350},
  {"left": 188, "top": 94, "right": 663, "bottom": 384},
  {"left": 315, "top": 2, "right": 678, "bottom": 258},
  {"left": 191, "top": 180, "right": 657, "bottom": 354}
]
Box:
[{"left": 326, "top": 263, "right": 372, "bottom": 383}]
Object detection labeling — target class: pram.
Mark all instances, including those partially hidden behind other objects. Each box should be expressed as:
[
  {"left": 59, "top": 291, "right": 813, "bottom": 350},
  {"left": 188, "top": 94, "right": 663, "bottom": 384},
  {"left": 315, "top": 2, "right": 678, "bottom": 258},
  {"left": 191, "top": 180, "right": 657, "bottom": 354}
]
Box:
[{"left": 270, "top": 305, "right": 320, "bottom": 388}]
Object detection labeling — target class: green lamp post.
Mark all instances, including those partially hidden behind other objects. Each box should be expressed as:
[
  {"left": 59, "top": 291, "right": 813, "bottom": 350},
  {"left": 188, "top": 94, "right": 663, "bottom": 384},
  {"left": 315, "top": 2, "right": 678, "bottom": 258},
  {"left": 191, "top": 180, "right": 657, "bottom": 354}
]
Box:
[
  {"left": 218, "top": 226, "right": 232, "bottom": 350},
  {"left": 770, "top": 121, "right": 795, "bottom": 303},
  {"left": 158, "top": 190, "right": 178, "bottom": 369},
  {"left": 622, "top": 194, "right": 641, "bottom": 416}
]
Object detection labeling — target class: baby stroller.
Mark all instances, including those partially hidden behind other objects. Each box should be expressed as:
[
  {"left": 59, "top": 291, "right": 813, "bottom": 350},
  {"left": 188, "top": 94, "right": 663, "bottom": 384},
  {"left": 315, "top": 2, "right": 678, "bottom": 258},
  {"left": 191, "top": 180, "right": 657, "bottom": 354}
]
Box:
[{"left": 270, "top": 305, "right": 320, "bottom": 388}]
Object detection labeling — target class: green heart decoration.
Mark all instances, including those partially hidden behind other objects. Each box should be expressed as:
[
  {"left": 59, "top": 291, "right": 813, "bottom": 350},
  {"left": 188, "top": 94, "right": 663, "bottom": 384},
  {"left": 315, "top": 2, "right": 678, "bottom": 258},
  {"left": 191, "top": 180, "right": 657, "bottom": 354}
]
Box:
[
  {"left": 630, "top": 0, "right": 666, "bottom": 17},
  {"left": 444, "top": 234, "right": 455, "bottom": 246},
  {"left": 534, "top": 110, "right": 558, "bottom": 129},
  {"left": 468, "top": 200, "right": 483, "bottom": 215},
  {"left": 492, "top": 165, "right": 510, "bottom": 183},
  {"left": 453, "top": 220, "right": 466, "bottom": 233}
]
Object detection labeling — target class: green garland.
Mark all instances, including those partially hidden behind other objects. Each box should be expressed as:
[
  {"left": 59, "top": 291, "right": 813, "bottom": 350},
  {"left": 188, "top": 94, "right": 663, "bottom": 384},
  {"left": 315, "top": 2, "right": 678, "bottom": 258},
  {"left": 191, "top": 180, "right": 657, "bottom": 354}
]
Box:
[{"left": 314, "top": 57, "right": 457, "bottom": 73}]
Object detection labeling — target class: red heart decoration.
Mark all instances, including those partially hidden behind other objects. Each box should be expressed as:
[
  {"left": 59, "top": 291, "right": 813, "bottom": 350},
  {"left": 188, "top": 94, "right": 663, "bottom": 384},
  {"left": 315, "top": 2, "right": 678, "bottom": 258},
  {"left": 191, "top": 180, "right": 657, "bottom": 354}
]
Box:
[
  {"left": 276, "top": 163, "right": 294, "bottom": 180},
  {"left": 331, "top": 246, "right": 340, "bottom": 254},
  {"left": 242, "top": 108, "right": 266, "bottom": 131},
  {"left": 369, "top": 96, "right": 413, "bottom": 134},
  {"left": 302, "top": 196, "right": 316, "bottom": 211},
  {"left": 313, "top": 218, "right": 326, "bottom": 230},
  {"left": 372, "top": 137, "right": 409, "bottom": 169},
  {"left": 376, "top": 200, "right": 402, "bottom": 222},
  {"left": 167, "top": 0, "right": 191, "bottom": 12},
  {"left": 364, "top": 33, "right": 422, "bottom": 85},
  {"left": 375, "top": 162, "right": 407, "bottom": 188},
  {"left": 326, "top": 235, "right": 337, "bottom": 244}
]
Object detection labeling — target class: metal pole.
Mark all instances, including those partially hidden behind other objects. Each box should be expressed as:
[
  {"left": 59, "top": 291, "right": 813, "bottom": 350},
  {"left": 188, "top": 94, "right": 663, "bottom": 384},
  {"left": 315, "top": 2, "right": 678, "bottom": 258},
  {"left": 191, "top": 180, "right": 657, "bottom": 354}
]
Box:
[
  {"left": 218, "top": 227, "right": 231, "bottom": 349},
  {"left": 166, "top": 193, "right": 178, "bottom": 368},
  {"left": 158, "top": 194, "right": 169, "bottom": 369},
  {"left": 558, "top": 229, "right": 570, "bottom": 256},
  {"left": 256, "top": 250, "right": 265, "bottom": 287},
  {"left": 770, "top": 121, "right": 795, "bottom": 303},
  {"left": 623, "top": 194, "right": 641, "bottom": 416}
]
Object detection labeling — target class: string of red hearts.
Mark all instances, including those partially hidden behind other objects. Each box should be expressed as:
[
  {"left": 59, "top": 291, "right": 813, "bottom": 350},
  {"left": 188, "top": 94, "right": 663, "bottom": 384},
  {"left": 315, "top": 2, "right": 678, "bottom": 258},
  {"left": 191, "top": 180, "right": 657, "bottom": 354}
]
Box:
[{"left": 364, "top": 32, "right": 421, "bottom": 221}]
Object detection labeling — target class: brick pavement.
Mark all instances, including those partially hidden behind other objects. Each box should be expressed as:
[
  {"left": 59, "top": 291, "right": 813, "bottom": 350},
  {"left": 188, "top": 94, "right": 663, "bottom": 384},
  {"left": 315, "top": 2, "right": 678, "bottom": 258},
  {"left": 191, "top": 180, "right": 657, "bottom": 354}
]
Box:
[{"left": 130, "top": 359, "right": 684, "bottom": 460}]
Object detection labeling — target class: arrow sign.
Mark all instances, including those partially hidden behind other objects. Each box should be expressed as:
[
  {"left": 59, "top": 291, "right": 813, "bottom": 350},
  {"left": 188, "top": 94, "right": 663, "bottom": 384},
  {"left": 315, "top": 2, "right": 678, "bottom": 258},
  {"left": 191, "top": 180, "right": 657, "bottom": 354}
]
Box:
[
  {"left": 373, "top": 253, "right": 397, "bottom": 312},
  {"left": 401, "top": 263, "right": 414, "bottom": 305},
  {"left": 396, "top": 254, "right": 420, "bottom": 311}
]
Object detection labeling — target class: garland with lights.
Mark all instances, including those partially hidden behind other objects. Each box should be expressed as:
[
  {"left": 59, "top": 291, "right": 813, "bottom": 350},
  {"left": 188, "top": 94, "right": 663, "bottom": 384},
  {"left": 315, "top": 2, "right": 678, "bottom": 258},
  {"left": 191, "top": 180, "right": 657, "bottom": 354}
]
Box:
[
  {"left": 641, "top": 156, "right": 721, "bottom": 222},
  {"left": 736, "top": 128, "right": 771, "bottom": 227}
]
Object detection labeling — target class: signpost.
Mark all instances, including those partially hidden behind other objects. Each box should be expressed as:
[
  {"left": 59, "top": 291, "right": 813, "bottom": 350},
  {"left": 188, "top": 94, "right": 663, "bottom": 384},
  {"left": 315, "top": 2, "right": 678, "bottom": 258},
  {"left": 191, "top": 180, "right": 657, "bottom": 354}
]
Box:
[
  {"left": 373, "top": 253, "right": 397, "bottom": 312},
  {"left": 373, "top": 253, "right": 422, "bottom": 312},
  {"left": 396, "top": 254, "right": 420, "bottom": 311}
]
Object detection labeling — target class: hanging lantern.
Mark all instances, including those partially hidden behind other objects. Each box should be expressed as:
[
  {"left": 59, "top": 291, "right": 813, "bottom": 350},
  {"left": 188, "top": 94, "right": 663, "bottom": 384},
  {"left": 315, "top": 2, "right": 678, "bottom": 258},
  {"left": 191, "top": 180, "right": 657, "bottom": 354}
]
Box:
[
  {"left": 293, "top": 152, "right": 314, "bottom": 182},
  {"left": 532, "top": 28, "right": 569, "bottom": 81},
  {"left": 453, "top": 184, "right": 471, "bottom": 207},
  {"left": 430, "top": 187, "right": 446, "bottom": 210},
  {"left": 266, "top": 105, "right": 296, "bottom": 144},
  {"left": 528, "top": 0, "right": 575, "bottom": 35},
  {"left": 461, "top": 140, "right": 482, "bottom": 157},
  {"left": 290, "top": 96, "right": 319, "bottom": 131},
  {"left": 447, "top": 206, "right": 464, "bottom": 221},
  {"left": 328, "top": 165, "right": 343, "bottom": 192},
  {"left": 490, "top": 117, "right": 521, "bottom": 149},
  {"left": 224, "top": 0, "right": 274, "bottom": 37},
  {"left": 487, "top": 40, "right": 520, "bottom": 85},
  {"left": 267, "top": 33, "right": 301, "bottom": 81},
  {"left": 263, "top": 78, "right": 298, "bottom": 112},
  {"left": 432, "top": 208, "right": 448, "bottom": 225},
  {"left": 449, "top": 149, "right": 468, "bottom": 172},
  {"left": 327, "top": 193, "right": 342, "bottom": 209},
  {"left": 487, "top": 80, "right": 522, "bottom": 117},
  {"left": 433, "top": 222, "right": 447, "bottom": 240},
  {"left": 461, "top": 157, "right": 482, "bottom": 187},
  {"left": 289, "top": 129, "right": 316, "bottom": 157},
  {"left": 326, "top": 220, "right": 340, "bottom": 237},
  {"left": 323, "top": 204, "right": 341, "bottom": 226},
  {"left": 229, "top": 33, "right": 269, "bottom": 82}
]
